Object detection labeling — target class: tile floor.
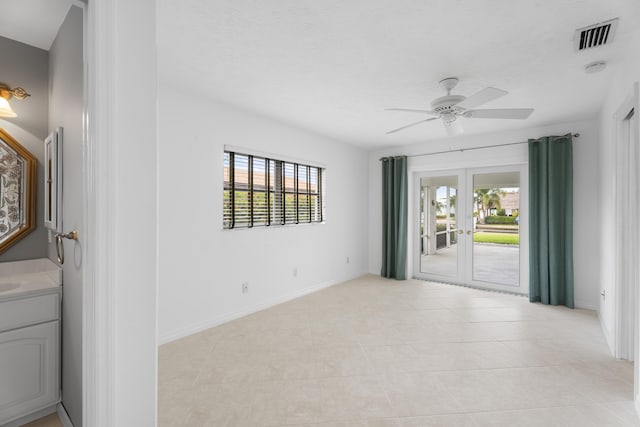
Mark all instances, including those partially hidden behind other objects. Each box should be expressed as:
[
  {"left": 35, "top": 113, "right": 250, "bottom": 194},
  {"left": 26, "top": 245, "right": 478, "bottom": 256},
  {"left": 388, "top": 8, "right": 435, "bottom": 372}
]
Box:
[
  {"left": 158, "top": 275, "right": 640, "bottom": 426},
  {"left": 22, "top": 413, "right": 62, "bottom": 427}
]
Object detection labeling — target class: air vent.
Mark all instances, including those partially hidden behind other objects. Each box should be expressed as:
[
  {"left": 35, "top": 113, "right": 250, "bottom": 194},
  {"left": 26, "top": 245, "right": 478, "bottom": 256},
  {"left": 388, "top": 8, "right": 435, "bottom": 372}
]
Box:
[{"left": 574, "top": 18, "right": 618, "bottom": 51}]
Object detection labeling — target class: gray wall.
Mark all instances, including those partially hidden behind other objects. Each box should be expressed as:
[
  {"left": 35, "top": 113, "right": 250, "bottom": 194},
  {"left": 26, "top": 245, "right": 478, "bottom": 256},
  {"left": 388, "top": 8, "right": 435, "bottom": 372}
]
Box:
[
  {"left": 0, "top": 36, "right": 49, "bottom": 261},
  {"left": 48, "top": 6, "right": 84, "bottom": 426}
]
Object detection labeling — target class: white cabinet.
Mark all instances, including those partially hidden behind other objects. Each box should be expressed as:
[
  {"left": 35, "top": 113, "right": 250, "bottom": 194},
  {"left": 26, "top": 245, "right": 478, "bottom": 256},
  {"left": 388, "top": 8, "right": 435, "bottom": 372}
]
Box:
[
  {"left": 0, "top": 293, "right": 60, "bottom": 333},
  {"left": 0, "top": 291, "right": 60, "bottom": 426}
]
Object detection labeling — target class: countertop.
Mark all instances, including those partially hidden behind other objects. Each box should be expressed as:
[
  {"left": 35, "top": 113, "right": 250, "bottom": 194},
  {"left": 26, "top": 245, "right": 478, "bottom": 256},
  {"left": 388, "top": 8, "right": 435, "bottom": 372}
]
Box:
[{"left": 0, "top": 258, "right": 62, "bottom": 302}]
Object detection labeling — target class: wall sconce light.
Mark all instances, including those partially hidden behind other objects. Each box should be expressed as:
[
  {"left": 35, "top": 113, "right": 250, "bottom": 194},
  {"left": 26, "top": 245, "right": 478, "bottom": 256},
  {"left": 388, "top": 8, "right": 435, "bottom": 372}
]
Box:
[{"left": 0, "top": 84, "right": 31, "bottom": 118}]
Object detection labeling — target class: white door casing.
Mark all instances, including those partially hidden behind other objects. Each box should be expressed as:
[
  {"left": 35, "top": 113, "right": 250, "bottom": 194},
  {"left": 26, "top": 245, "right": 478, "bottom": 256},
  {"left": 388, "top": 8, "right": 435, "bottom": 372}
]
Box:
[
  {"left": 83, "top": 0, "right": 159, "bottom": 425},
  {"left": 612, "top": 83, "right": 639, "bottom": 390}
]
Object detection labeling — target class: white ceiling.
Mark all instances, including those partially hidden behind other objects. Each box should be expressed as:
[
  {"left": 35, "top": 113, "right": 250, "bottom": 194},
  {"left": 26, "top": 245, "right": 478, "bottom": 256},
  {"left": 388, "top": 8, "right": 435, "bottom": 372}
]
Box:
[
  {"left": 0, "top": 0, "right": 73, "bottom": 50},
  {"left": 159, "top": 0, "right": 640, "bottom": 149}
]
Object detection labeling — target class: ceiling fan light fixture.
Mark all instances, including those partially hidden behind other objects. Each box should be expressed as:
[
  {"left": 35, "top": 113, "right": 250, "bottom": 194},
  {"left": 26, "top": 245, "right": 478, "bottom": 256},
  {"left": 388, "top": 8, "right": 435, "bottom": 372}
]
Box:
[
  {"left": 442, "top": 112, "right": 456, "bottom": 124},
  {"left": 443, "top": 115, "right": 463, "bottom": 136}
]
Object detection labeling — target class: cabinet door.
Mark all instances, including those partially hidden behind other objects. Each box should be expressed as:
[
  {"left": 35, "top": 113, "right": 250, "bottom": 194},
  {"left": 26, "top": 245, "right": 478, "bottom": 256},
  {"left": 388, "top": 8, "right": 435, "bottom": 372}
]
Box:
[{"left": 0, "top": 321, "right": 60, "bottom": 425}]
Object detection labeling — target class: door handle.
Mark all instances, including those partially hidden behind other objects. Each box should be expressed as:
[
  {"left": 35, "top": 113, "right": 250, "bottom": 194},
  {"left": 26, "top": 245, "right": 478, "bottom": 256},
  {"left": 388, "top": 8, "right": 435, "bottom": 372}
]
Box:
[
  {"left": 55, "top": 230, "right": 78, "bottom": 264},
  {"left": 457, "top": 229, "right": 463, "bottom": 235},
  {"left": 467, "top": 230, "right": 472, "bottom": 235}
]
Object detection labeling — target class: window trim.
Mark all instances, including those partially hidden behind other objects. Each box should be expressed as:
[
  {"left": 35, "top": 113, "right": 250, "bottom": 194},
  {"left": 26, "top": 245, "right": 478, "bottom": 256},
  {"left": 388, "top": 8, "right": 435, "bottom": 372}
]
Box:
[{"left": 224, "top": 145, "right": 326, "bottom": 169}]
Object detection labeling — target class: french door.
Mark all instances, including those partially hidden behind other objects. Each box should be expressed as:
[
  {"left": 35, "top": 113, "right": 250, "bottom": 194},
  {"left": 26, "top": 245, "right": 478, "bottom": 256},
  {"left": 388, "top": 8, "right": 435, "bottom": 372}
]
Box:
[{"left": 413, "top": 165, "right": 528, "bottom": 294}]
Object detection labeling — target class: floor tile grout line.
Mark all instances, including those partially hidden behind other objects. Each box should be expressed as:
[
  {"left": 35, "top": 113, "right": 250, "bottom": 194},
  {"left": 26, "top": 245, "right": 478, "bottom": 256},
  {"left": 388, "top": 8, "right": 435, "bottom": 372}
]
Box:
[
  {"left": 182, "top": 359, "right": 634, "bottom": 388},
  {"left": 356, "top": 338, "right": 396, "bottom": 417}
]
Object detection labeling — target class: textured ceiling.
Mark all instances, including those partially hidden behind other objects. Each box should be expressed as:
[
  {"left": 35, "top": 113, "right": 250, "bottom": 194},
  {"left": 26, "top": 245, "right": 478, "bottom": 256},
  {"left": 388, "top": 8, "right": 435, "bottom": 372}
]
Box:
[
  {"left": 161, "top": 0, "right": 640, "bottom": 149},
  {"left": 0, "top": 0, "right": 73, "bottom": 50}
]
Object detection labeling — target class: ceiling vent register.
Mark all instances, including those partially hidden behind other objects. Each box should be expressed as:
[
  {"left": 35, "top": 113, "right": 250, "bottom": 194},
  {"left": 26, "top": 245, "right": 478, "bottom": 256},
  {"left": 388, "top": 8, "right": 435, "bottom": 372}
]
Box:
[{"left": 574, "top": 18, "right": 618, "bottom": 51}]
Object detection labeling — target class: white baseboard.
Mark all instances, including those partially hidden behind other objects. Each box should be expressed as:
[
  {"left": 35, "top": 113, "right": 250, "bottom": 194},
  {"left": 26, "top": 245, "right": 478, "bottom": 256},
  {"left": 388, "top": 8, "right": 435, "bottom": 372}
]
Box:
[
  {"left": 574, "top": 299, "right": 598, "bottom": 311},
  {"left": 159, "top": 276, "right": 359, "bottom": 345},
  {"left": 599, "top": 310, "right": 615, "bottom": 356},
  {"left": 57, "top": 403, "right": 74, "bottom": 427}
]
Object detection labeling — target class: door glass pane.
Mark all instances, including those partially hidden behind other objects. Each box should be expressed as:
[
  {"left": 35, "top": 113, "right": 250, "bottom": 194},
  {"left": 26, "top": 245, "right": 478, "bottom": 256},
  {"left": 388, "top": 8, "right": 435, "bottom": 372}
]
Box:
[
  {"left": 420, "top": 175, "right": 458, "bottom": 277},
  {"left": 472, "top": 172, "right": 520, "bottom": 286}
]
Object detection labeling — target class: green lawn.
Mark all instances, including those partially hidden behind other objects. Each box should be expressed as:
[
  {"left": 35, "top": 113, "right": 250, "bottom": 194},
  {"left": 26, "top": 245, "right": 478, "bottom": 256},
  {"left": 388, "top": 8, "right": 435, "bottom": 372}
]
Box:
[{"left": 473, "top": 232, "right": 520, "bottom": 245}]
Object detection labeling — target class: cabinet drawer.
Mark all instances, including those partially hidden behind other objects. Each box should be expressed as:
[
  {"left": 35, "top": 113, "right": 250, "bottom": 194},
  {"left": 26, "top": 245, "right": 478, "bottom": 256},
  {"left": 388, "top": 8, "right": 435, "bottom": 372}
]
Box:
[{"left": 0, "top": 293, "right": 60, "bottom": 333}]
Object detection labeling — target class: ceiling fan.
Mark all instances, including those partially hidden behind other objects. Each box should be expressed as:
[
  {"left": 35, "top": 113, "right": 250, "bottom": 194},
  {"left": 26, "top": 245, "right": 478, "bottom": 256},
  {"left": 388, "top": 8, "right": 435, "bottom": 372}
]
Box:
[{"left": 386, "top": 77, "right": 534, "bottom": 136}]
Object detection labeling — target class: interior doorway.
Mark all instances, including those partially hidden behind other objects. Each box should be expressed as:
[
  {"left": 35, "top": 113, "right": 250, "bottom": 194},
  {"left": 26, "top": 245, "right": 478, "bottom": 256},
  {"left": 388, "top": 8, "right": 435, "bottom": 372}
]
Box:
[
  {"left": 413, "top": 165, "right": 528, "bottom": 294},
  {"left": 614, "top": 94, "right": 638, "bottom": 364}
]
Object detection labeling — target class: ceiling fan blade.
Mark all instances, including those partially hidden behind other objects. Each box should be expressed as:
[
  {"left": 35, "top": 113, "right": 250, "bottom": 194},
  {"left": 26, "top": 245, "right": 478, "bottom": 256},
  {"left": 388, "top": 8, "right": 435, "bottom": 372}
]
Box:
[
  {"left": 464, "top": 108, "right": 534, "bottom": 119},
  {"left": 455, "top": 87, "right": 508, "bottom": 110},
  {"left": 386, "top": 117, "right": 439, "bottom": 134},
  {"left": 385, "top": 108, "right": 438, "bottom": 115}
]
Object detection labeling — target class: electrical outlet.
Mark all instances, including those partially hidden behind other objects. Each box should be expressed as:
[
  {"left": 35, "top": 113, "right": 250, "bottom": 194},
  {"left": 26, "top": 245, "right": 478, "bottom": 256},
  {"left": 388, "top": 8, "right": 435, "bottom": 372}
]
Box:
[
  {"left": 293, "top": 268, "right": 298, "bottom": 277},
  {"left": 346, "top": 256, "right": 350, "bottom": 264},
  {"left": 242, "top": 282, "right": 248, "bottom": 294}
]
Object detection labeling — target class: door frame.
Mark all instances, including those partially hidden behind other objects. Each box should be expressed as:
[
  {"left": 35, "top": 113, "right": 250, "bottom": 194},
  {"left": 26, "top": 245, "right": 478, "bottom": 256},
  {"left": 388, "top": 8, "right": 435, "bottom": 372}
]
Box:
[
  {"left": 83, "top": 1, "right": 117, "bottom": 425},
  {"left": 412, "top": 164, "right": 528, "bottom": 295},
  {"left": 83, "top": 0, "right": 159, "bottom": 425},
  {"left": 612, "top": 83, "right": 639, "bottom": 373}
]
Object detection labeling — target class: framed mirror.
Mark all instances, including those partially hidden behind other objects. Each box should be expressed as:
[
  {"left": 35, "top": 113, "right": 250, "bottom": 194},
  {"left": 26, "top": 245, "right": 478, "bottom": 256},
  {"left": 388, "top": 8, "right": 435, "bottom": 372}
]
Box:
[{"left": 0, "top": 128, "right": 37, "bottom": 253}]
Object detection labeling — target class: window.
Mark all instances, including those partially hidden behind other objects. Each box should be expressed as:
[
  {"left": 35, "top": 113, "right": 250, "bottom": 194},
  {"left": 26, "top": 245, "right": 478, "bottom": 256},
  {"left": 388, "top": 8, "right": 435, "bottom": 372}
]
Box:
[{"left": 223, "top": 150, "right": 325, "bottom": 229}]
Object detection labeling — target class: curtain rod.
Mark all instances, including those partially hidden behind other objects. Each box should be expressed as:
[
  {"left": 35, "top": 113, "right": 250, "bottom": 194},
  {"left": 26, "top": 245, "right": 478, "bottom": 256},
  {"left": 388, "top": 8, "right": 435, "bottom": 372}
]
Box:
[{"left": 380, "top": 133, "right": 580, "bottom": 160}]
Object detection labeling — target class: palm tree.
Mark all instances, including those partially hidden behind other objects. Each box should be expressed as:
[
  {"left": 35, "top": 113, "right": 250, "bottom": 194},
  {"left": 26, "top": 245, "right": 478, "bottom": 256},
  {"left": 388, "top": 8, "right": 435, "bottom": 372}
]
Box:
[
  {"left": 475, "top": 188, "right": 506, "bottom": 223},
  {"left": 475, "top": 189, "right": 488, "bottom": 222},
  {"left": 482, "top": 189, "right": 505, "bottom": 217}
]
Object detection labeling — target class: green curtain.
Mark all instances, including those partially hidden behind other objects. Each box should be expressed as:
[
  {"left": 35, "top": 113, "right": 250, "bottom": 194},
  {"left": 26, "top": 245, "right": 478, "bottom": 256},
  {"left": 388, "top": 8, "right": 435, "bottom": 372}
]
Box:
[
  {"left": 381, "top": 156, "right": 408, "bottom": 280},
  {"left": 529, "top": 134, "right": 574, "bottom": 308}
]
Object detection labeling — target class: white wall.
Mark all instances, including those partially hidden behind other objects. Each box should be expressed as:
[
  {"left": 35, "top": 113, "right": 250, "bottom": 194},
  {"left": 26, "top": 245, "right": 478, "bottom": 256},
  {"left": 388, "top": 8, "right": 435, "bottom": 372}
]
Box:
[
  {"left": 48, "top": 6, "right": 84, "bottom": 425},
  {"left": 368, "top": 118, "right": 601, "bottom": 309},
  {"left": 158, "top": 84, "right": 369, "bottom": 343},
  {"left": 0, "top": 36, "right": 49, "bottom": 262},
  {"left": 598, "top": 32, "right": 640, "bottom": 352}
]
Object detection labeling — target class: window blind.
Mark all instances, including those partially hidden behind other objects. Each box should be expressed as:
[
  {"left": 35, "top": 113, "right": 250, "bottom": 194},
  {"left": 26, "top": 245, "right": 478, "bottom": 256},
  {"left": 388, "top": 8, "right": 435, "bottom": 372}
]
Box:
[{"left": 223, "top": 150, "right": 325, "bottom": 229}]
